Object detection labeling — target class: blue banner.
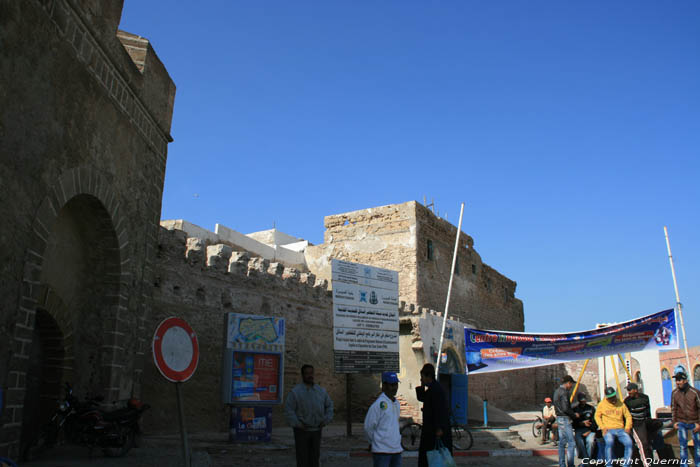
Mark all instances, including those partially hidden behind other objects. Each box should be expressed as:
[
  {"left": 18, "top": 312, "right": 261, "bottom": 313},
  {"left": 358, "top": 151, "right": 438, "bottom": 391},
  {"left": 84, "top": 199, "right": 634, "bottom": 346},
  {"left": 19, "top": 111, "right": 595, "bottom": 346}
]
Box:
[{"left": 465, "top": 309, "right": 678, "bottom": 374}]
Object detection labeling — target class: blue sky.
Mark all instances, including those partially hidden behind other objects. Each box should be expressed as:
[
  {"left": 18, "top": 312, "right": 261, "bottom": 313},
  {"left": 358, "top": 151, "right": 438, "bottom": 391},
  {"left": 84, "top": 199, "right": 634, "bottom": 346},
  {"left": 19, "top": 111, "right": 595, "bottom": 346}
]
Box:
[{"left": 120, "top": 1, "right": 700, "bottom": 346}]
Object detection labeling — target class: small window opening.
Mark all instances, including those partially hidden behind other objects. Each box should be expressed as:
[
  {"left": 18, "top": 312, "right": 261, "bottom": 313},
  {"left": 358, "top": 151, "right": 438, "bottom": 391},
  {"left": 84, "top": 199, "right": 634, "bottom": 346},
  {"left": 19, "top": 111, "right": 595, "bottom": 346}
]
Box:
[{"left": 427, "top": 239, "right": 434, "bottom": 260}]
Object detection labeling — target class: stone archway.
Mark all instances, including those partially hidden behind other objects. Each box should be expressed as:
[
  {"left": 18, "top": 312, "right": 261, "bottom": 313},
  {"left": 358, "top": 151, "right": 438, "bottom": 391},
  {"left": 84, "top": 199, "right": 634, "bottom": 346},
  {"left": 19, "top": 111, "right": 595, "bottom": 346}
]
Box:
[{"left": 3, "top": 168, "right": 132, "bottom": 458}]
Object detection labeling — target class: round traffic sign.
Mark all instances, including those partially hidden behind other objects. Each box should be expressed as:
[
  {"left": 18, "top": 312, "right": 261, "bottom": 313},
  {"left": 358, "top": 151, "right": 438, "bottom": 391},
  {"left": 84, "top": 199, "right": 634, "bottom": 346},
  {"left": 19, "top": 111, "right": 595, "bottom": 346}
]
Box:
[{"left": 152, "top": 317, "right": 199, "bottom": 382}]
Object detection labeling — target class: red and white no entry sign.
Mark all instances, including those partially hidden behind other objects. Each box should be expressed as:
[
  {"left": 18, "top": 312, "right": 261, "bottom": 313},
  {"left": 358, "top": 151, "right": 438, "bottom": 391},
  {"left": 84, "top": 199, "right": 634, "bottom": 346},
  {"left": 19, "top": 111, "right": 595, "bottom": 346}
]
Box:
[{"left": 152, "top": 317, "right": 199, "bottom": 383}]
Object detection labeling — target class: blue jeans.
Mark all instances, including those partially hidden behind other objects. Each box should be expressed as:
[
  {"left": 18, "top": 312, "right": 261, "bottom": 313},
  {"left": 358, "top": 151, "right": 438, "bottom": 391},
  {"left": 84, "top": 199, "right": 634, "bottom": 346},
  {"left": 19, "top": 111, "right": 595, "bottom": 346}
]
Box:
[
  {"left": 574, "top": 428, "right": 596, "bottom": 459},
  {"left": 372, "top": 453, "right": 402, "bottom": 467},
  {"left": 603, "top": 429, "right": 633, "bottom": 465},
  {"left": 677, "top": 422, "right": 700, "bottom": 465},
  {"left": 557, "top": 416, "right": 576, "bottom": 467}
]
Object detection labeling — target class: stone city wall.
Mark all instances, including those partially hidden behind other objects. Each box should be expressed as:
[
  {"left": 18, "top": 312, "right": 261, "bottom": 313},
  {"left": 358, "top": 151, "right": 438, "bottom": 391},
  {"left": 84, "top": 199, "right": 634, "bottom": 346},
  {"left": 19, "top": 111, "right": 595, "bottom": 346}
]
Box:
[
  {"left": 0, "top": 0, "right": 175, "bottom": 457},
  {"left": 146, "top": 226, "right": 377, "bottom": 433},
  {"left": 413, "top": 203, "right": 523, "bottom": 331},
  {"left": 306, "top": 203, "right": 419, "bottom": 305}
]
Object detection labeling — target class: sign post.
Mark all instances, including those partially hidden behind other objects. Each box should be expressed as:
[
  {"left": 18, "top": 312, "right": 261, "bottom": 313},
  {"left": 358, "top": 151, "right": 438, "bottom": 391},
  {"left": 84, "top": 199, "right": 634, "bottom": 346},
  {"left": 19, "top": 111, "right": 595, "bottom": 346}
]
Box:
[
  {"left": 331, "top": 259, "right": 399, "bottom": 436},
  {"left": 152, "top": 317, "right": 199, "bottom": 467}
]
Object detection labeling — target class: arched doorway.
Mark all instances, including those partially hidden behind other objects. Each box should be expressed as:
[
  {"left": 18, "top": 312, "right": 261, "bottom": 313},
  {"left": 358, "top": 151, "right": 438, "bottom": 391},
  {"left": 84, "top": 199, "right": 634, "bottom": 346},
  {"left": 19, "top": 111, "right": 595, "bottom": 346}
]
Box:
[
  {"left": 21, "top": 309, "right": 66, "bottom": 444},
  {"left": 21, "top": 193, "right": 123, "bottom": 449}
]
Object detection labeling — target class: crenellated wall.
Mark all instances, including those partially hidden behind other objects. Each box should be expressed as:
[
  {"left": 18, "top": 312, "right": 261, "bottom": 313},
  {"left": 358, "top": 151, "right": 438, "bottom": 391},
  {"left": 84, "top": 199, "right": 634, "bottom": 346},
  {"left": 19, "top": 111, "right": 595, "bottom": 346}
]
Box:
[{"left": 144, "top": 227, "right": 362, "bottom": 433}]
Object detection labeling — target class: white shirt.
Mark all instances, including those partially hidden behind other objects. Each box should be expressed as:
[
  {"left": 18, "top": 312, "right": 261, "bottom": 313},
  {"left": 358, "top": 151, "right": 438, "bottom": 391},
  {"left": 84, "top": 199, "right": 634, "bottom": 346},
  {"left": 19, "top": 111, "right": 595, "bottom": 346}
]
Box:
[
  {"left": 364, "top": 392, "right": 402, "bottom": 454},
  {"left": 543, "top": 405, "right": 556, "bottom": 418}
]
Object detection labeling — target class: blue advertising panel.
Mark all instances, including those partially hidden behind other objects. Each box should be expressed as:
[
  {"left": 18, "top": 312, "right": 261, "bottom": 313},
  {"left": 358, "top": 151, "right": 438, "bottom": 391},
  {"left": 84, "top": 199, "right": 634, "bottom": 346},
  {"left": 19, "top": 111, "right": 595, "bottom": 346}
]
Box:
[
  {"left": 229, "top": 406, "right": 273, "bottom": 442},
  {"left": 465, "top": 308, "right": 678, "bottom": 374}
]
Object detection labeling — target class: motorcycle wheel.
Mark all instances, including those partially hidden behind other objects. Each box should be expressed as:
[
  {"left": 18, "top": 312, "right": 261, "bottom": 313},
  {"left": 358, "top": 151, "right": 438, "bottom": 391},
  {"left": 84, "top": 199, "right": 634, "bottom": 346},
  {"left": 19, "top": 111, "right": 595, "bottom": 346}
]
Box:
[{"left": 102, "top": 427, "right": 134, "bottom": 458}]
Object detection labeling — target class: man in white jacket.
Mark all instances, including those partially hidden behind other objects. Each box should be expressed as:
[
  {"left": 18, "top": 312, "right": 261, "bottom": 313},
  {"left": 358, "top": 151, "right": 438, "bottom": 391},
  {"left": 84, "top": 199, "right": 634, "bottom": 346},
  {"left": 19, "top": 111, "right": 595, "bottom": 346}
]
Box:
[{"left": 364, "top": 372, "right": 403, "bottom": 467}]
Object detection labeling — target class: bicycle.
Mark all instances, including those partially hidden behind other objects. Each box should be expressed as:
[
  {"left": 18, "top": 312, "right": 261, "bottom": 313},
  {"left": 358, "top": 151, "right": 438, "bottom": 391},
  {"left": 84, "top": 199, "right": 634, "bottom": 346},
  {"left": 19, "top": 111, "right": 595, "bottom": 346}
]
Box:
[{"left": 400, "top": 416, "right": 473, "bottom": 451}]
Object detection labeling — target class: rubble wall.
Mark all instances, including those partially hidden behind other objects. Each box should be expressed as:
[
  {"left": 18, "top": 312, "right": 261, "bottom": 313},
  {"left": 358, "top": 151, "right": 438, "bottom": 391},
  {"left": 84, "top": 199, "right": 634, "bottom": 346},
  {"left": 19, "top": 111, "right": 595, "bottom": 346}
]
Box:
[{"left": 146, "top": 227, "right": 350, "bottom": 433}]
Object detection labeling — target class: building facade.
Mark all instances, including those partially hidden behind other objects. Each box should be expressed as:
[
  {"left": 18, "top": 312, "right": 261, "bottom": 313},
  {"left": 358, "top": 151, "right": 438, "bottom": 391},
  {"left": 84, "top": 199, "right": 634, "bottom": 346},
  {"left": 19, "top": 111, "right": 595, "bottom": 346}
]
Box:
[{"left": 0, "top": 0, "right": 175, "bottom": 457}]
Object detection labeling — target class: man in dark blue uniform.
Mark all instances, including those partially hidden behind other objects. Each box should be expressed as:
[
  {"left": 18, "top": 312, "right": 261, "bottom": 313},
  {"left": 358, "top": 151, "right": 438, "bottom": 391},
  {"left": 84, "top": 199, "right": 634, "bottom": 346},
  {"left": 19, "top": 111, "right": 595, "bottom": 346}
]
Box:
[{"left": 416, "top": 363, "right": 452, "bottom": 467}]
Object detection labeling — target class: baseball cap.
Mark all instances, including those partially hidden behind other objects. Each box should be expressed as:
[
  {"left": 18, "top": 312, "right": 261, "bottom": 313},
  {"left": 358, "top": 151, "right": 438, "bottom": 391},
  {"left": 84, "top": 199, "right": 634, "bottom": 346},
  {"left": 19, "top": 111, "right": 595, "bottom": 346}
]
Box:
[
  {"left": 561, "top": 375, "right": 575, "bottom": 384},
  {"left": 382, "top": 372, "right": 399, "bottom": 383},
  {"left": 577, "top": 393, "right": 588, "bottom": 401},
  {"left": 673, "top": 372, "right": 688, "bottom": 381},
  {"left": 626, "top": 382, "right": 638, "bottom": 391},
  {"left": 544, "top": 397, "right": 552, "bottom": 403},
  {"left": 605, "top": 387, "right": 617, "bottom": 398}
]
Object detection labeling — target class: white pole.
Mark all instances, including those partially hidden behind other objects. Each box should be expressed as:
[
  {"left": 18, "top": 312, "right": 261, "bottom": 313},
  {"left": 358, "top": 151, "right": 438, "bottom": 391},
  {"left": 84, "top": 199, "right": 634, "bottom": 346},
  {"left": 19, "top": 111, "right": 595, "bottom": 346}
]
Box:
[
  {"left": 664, "top": 226, "right": 692, "bottom": 377},
  {"left": 435, "top": 202, "right": 465, "bottom": 375}
]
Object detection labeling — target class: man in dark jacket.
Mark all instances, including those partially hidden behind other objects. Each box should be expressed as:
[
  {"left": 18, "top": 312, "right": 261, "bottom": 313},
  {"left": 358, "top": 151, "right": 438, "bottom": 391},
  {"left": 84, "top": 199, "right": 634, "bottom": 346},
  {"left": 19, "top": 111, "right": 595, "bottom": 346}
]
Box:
[
  {"left": 553, "top": 375, "right": 579, "bottom": 467},
  {"left": 623, "top": 382, "right": 653, "bottom": 461},
  {"left": 416, "top": 363, "right": 452, "bottom": 467},
  {"left": 573, "top": 392, "right": 597, "bottom": 460},
  {"left": 671, "top": 372, "right": 700, "bottom": 466}
]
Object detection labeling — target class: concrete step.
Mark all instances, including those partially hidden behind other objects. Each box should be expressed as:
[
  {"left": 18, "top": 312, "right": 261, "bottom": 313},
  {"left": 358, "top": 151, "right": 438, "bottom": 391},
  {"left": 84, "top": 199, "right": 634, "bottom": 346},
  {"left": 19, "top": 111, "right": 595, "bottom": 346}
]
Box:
[{"left": 468, "top": 427, "right": 526, "bottom": 449}]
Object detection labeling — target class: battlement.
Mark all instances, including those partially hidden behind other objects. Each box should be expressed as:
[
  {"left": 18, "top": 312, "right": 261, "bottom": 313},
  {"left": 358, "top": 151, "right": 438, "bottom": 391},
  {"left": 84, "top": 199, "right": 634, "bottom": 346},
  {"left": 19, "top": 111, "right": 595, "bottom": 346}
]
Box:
[
  {"left": 156, "top": 227, "right": 331, "bottom": 302},
  {"left": 161, "top": 219, "right": 308, "bottom": 270}
]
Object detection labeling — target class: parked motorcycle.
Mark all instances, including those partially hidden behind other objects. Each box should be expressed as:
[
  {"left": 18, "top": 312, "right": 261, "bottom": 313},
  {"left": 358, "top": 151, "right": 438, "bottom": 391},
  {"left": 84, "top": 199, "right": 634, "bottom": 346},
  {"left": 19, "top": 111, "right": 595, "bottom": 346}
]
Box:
[{"left": 23, "top": 382, "right": 150, "bottom": 460}]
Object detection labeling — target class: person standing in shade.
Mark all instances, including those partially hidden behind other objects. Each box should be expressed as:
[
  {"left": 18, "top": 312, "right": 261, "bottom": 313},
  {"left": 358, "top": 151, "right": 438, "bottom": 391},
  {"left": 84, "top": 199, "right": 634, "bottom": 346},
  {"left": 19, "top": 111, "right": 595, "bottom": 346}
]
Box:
[
  {"left": 284, "top": 364, "right": 334, "bottom": 467},
  {"left": 623, "top": 382, "right": 652, "bottom": 461},
  {"left": 553, "top": 375, "right": 579, "bottom": 467},
  {"left": 595, "top": 386, "right": 634, "bottom": 466},
  {"left": 671, "top": 371, "right": 700, "bottom": 466},
  {"left": 364, "top": 372, "right": 403, "bottom": 467},
  {"left": 416, "top": 363, "right": 452, "bottom": 467}
]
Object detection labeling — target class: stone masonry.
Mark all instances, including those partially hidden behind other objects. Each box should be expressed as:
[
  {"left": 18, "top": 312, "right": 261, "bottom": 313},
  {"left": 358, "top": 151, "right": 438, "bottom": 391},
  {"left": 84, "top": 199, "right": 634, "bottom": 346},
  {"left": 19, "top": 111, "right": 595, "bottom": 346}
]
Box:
[
  {"left": 145, "top": 227, "right": 370, "bottom": 433},
  {"left": 0, "top": 0, "right": 175, "bottom": 458},
  {"left": 305, "top": 201, "right": 524, "bottom": 331}
]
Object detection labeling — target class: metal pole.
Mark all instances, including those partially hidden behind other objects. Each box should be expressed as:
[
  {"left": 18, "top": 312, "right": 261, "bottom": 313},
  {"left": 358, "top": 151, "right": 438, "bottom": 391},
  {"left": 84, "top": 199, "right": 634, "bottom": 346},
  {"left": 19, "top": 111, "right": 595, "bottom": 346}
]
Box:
[
  {"left": 176, "top": 382, "right": 190, "bottom": 467},
  {"left": 346, "top": 374, "right": 352, "bottom": 437},
  {"left": 611, "top": 355, "right": 622, "bottom": 400},
  {"left": 664, "top": 226, "right": 693, "bottom": 376},
  {"left": 435, "top": 202, "right": 465, "bottom": 374},
  {"left": 570, "top": 359, "right": 590, "bottom": 403}
]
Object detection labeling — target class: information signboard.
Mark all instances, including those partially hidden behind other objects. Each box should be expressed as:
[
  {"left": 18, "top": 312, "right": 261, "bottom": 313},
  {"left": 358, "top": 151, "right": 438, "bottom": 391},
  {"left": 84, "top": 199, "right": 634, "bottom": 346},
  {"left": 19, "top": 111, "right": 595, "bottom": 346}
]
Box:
[
  {"left": 332, "top": 259, "right": 399, "bottom": 373},
  {"left": 222, "top": 313, "right": 285, "bottom": 405}
]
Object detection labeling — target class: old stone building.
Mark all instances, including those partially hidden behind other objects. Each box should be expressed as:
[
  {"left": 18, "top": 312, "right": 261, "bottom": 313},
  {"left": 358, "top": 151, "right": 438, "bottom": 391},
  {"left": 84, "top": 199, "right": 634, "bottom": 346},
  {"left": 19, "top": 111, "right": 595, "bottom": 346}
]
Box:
[
  {"left": 0, "top": 0, "right": 175, "bottom": 457},
  {"left": 306, "top": 201, "right": 524, "bottom": 331},
  {"left": 151, "top": 201, "right": 527, "bottom": 432}
]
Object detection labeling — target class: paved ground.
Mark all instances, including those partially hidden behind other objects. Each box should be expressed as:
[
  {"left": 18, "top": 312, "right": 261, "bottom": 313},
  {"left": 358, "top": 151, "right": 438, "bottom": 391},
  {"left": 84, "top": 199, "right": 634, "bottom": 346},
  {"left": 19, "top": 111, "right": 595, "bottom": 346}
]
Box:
[
  {"left": 23, "top": 444, "right": 560, "bottom": 467},
  {"left": 21, "top": 413, "right": 564, "bottom": 467}
]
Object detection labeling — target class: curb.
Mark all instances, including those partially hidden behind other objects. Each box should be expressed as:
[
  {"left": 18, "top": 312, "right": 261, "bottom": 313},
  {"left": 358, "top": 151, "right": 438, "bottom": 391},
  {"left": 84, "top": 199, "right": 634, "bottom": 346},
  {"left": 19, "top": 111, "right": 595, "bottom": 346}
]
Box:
[{"left": 349, "top": 449, "right": 558, "bottom": 458}]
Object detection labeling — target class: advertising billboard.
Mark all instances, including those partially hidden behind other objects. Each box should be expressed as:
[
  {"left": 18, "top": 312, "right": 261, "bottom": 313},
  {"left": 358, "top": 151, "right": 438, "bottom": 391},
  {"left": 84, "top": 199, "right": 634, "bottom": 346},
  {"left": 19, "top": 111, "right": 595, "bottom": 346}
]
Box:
[
  {"left": 465, "top": 308, "right": 678, "bottom": 374},
  {"left": 222, "top": 313, "right": 285, "bottom": 405},
  {"left": 230, "top": 352, "right": 281, "bottom": 402}
]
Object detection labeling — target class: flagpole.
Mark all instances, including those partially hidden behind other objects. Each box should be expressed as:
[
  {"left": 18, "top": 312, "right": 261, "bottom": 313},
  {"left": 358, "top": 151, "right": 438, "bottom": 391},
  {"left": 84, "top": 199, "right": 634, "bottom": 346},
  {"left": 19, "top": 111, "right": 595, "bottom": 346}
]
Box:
[
  {"left": 664, "top": 226, "right": 692, "bottom": 376},
  {"left": 436, "top": 203, "right": 465, "bottom": 375}
]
